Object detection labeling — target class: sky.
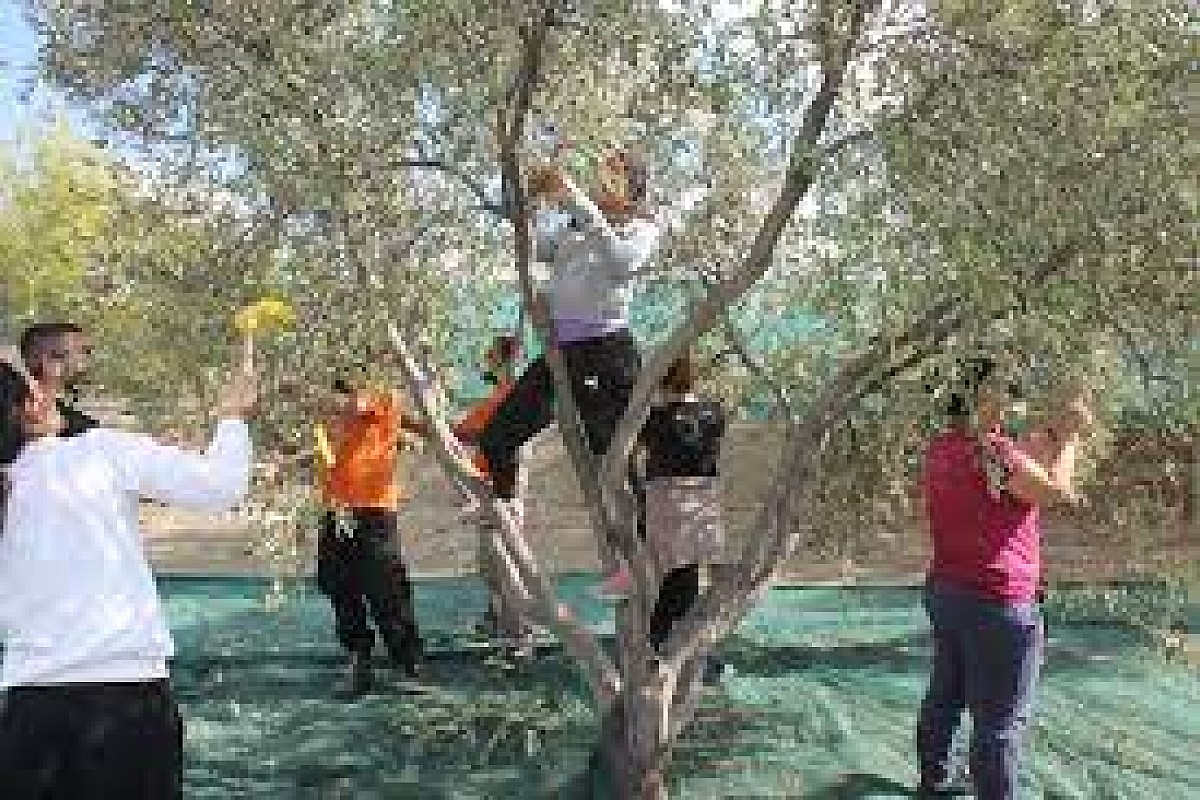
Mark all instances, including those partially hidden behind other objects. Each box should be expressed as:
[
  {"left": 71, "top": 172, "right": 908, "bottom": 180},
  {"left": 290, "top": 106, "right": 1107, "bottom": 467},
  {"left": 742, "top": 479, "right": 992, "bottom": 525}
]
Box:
[{"left": 0, "top": 1, "right": 77, "bottom": 143}]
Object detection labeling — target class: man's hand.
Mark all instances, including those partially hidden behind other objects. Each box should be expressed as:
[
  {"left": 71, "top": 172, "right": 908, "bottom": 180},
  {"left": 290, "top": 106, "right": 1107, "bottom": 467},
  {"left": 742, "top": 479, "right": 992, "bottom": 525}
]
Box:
[{"left": 216, "top": 336, "right": 259, "bottom": 421}]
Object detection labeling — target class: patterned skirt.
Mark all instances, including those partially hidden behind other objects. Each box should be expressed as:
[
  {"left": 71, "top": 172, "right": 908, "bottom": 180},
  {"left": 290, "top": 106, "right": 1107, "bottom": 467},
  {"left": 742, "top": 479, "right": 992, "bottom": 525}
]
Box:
[{"left": 644, "top": 476, "right": 725, "bottom": 574}]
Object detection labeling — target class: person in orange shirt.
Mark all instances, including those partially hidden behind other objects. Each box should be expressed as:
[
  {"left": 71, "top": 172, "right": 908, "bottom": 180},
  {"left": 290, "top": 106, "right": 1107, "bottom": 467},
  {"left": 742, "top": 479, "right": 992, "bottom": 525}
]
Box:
[
  {"left": 452, "top": 335, "right": 532, "bottom": 649},
  {"left": 315, "top": 370, "right": 431, "bottom": 696},
  {"left": 454, "top": 335, "right": 520, "bottom": 475}
]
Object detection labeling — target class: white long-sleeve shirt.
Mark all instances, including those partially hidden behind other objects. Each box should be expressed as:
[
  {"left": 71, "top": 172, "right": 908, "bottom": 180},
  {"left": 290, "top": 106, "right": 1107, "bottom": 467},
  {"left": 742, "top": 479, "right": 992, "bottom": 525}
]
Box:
[
  {"left": 0, "top": 420, "right": 251, "bottom": 687},
  {"left": 535, "top": 177, "right": 662, "bottom": 342}
]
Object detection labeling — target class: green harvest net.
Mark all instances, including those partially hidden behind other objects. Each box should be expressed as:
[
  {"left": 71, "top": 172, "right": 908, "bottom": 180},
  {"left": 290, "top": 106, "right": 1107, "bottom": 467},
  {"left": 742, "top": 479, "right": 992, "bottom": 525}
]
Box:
[{"left": 162, "top": 575, "right": 1198, "bottom": 799}]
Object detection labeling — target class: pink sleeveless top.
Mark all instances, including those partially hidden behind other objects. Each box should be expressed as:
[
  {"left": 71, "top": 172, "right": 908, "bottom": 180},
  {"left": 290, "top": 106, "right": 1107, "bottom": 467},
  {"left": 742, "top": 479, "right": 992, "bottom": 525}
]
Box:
[{"left": 922, "top": 426, "right": 1041, "bottom": 603}]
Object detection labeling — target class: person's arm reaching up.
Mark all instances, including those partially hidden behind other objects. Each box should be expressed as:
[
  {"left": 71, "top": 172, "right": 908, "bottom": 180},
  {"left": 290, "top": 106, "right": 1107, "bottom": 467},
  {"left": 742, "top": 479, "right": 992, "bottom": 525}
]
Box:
[
  {"left": 998, "top": 389, "right": 1093, "bottom": 507},
  {"left": 533, "top": 207, "right": 569, "bottom": 264},
  {"left": 555, "top": 175, "right": 661, "bottom": 276},
  {"left": 105, "top": 337, "right": 258, "bottom": 513},
  {"left": 104, "top": 422, "right": 252, "bottom": 513}
]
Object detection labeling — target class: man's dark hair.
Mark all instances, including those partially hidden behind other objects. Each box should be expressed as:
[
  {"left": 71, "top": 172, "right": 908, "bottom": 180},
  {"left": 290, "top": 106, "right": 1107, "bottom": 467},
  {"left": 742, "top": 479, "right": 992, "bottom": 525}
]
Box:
[
  {"left": 19, "top": 323, "right": 84, "bottom": 371},
  {"left": 331, "top": 362, "right": 370, "bottom": 396}
]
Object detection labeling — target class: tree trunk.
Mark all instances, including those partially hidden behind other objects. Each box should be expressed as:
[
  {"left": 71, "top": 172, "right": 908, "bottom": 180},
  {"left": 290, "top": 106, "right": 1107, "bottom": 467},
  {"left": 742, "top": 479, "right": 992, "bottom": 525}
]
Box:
[
  {"left": 588, "top": 697, "right": 670, "bottom": 800},
  {"left": 582, "top": 656, "right": 708, "bottom": 800}
]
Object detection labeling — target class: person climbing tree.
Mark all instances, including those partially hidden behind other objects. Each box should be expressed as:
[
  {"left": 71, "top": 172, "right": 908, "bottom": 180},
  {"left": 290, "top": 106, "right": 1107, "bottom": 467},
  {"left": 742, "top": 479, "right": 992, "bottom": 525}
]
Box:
[
  {"left": 638, "top": 350, "right": 727, "bottom": 660},
  {"left": 452, "top": 334, "right": 535, "bottom": 650},
  {"left": 476, "top": 146, "right": 663, "bottom": 596}
]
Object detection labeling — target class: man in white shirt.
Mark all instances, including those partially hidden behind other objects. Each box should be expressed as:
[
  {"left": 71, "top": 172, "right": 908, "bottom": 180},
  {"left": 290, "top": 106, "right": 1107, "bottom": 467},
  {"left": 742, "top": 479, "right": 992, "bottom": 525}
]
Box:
[
  {"left": 0, "top": 341, "right": 256, "bottom": 800},
  {"left": 19, "top": 321, "right": 99, "bottom": 437}
]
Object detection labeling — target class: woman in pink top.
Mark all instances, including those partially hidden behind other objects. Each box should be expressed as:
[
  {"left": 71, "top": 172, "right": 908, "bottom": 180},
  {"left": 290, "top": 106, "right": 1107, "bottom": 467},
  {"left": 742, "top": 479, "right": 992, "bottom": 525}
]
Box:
[{"left": 917, "top": 357, "right": 1091, "bottom": 799}]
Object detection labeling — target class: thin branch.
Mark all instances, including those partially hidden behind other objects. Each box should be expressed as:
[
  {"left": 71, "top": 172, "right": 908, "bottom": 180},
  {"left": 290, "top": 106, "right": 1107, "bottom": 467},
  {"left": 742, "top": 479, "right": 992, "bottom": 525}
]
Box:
[
  {"left": 385, "top": 322, "right": 621, "bottom": 698},
  {"left": 599, "top": 0, "right": 884, "bottom": 497},
  {"left": 384, "top": 157, "right": 502, "bottom": 216},
  {"left": 658, "top": 245, "right": 1085, "bottom": 675},
  {"left": 694, "top": 266, "right": 797, "bottom": 420}
]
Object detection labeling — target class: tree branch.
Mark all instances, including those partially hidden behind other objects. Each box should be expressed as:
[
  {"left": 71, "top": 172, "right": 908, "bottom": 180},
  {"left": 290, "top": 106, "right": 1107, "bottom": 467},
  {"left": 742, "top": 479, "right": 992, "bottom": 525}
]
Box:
[
  {"left": 599, "top": 0, "right": 883, "bottom": 497},
  {"left": 658, "top": 244, "right": 1084, "bottom": 675},
  {"left": 384, "top": 322, "right": 621, "bottom": 699},
  {"left": 495, "top": 12, "right": 637, "bottom": 577},
  {"left": 694, "top": 266, "right": 798, "bottom": 421},
  {"left": 385, "top": 158, "right": 502, "bottom": 216}
]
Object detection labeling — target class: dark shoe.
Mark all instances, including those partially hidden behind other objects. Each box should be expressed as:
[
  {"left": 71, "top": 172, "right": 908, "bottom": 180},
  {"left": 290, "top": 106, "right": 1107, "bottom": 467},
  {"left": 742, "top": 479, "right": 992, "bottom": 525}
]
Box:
[
  {"left": 702, "top": 656, "right": 725, "bottom": 685},
  {"left": 389, "top": 651, "right": 425, "bottom": 681},
  {"left": 917, "top": 777, "right": 972, "bottom": 797},
  {"left": 473, "top": 610, "right": 501, "bottom": 637},
  {"left": 501, "top": 630, "right": 536, "bottom": 663},
  {"left": 337, "top": 652, "right": 374, "bottom": 699}
]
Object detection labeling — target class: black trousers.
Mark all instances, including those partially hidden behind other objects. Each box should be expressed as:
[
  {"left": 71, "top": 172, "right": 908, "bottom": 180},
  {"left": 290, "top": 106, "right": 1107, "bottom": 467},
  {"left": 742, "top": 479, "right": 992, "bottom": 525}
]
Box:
[
  {"left": 316, "top": 509, "right": 423, "bottom": 664},
  {"left": 478, "top": 330, "right": 642, "bottom": 500},
  {"left": 648, "top": 565, "right": 701, "bottom": 651},
  {"left": 0, "top": 679, "right": 183, "bottom": 800}
]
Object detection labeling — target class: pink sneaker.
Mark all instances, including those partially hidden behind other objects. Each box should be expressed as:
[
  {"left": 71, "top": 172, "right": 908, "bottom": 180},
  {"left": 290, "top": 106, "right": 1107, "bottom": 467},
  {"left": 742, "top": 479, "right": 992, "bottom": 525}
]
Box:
[{"left": 594, "top": 567, "right": 633, "bottom": 600}]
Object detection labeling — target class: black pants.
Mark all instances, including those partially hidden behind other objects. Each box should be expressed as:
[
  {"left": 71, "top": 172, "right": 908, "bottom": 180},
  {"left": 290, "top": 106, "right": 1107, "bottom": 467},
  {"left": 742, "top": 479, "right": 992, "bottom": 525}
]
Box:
[
  {"left": 316, "top": 509, "right": 422, "bottom": 664},
  {"left": 648, "top": 565, "right": 700, "bottom": 651},
  {"left": 0, "top": 679, "right": 183, "bottom": 800},
  {"left": 478, "top": 330, "right": 642, "bottom": 500}
]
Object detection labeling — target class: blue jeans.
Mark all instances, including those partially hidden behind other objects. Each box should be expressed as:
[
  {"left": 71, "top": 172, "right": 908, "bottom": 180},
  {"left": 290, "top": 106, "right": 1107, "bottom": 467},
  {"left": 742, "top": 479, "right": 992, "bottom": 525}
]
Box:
[{"left": 917, "top": 584, "right": 1044, "bottom": 799}]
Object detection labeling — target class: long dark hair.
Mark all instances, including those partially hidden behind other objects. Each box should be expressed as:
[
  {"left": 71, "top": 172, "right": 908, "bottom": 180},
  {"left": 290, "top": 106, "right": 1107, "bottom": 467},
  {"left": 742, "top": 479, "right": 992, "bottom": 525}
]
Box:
[
  {"left": 0, "top": 362, "right": 34, "bottom": 529},
  {"left": 0, "top": 363, "right": 32, "bottom": 466},
  {"left": 661, "top": 350, "right": 698, "bottom": 396},
  {"left": 946, "top": 357, "right": 997, "bottom": 420}
]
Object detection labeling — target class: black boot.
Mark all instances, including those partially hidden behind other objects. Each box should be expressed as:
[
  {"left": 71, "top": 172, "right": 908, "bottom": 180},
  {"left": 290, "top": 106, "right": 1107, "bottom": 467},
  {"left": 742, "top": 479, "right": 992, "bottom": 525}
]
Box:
[
  {"left": 917, "top": 772, "right": 973, "bottom": 797},
  {"left": 399, "top": 656, "right": 424, "bottom": 681},
  {"left": 389, "top": 647, "right": 425, "bottom": 682},
  {"left": 337, "top": 651, "right": 374, "bottom": 699}
]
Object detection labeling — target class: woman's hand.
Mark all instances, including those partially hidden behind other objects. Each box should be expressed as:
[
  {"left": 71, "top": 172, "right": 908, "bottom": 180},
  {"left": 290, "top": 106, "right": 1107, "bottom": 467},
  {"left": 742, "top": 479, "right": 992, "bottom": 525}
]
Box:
[
  {"left": 1054, "top": 389, "right": 1095, "bottom": 437},
  {"left": 527, "top": 293, "right": 558, "bottom": 350},
  {"left": 216, "top": 337, "right": 260, "bottom": 421},
  {"left": 528, "top": 165, "right": 568, "bottom": 202}
]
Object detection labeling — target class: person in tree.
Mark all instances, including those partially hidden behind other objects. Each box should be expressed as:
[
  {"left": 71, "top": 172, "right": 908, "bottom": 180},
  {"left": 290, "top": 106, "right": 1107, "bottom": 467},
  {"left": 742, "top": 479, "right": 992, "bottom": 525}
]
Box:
[
  {"left": 638, "top": 351, "right": 726, "bottom": 658},
  {"left": 313, "top": 367, "right": 433, "bottom": 696},
  {"left": 917, "top": 357, "right": 1092, "bottom": 799},
  {"left": 0, "top": 341, "right": 256, "bottom": 800},
  {"left": 476, "top": 147, "right": 661, "bottom": 596},
  {"left": 454, "top": 334, "right": 521, "bottom": 485},
  {"left": 452, "top": 334, "right": 535, "bottom": 649},
  {"left": 20, "top": 322, "right": 98, "bottom": 437}
]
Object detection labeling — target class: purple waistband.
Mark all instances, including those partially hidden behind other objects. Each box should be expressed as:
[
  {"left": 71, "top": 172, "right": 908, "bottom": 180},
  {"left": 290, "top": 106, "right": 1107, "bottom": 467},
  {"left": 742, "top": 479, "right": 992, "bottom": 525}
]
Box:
[{"left": 554, "top": 317, "right": 629, "bottom": 344}]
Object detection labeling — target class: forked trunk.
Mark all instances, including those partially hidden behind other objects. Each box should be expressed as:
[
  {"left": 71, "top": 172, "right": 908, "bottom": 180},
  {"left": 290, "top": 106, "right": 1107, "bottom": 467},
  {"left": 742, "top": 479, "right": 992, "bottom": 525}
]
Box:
[
  {"left": 590, "top": 695, "right": 671, "bottom": 800},
  {"left": 582, "top": 656, "right": 708, "bottom": 800}
]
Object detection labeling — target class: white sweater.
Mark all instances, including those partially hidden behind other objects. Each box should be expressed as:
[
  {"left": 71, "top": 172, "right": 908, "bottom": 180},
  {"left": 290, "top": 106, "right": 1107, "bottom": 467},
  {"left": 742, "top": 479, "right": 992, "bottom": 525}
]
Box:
[
  {"left": 0, "top": 421, "right": 251, "bottom": 687},
  {"left": 535, "top": 177, "right": 662, "bottom": 333}
]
